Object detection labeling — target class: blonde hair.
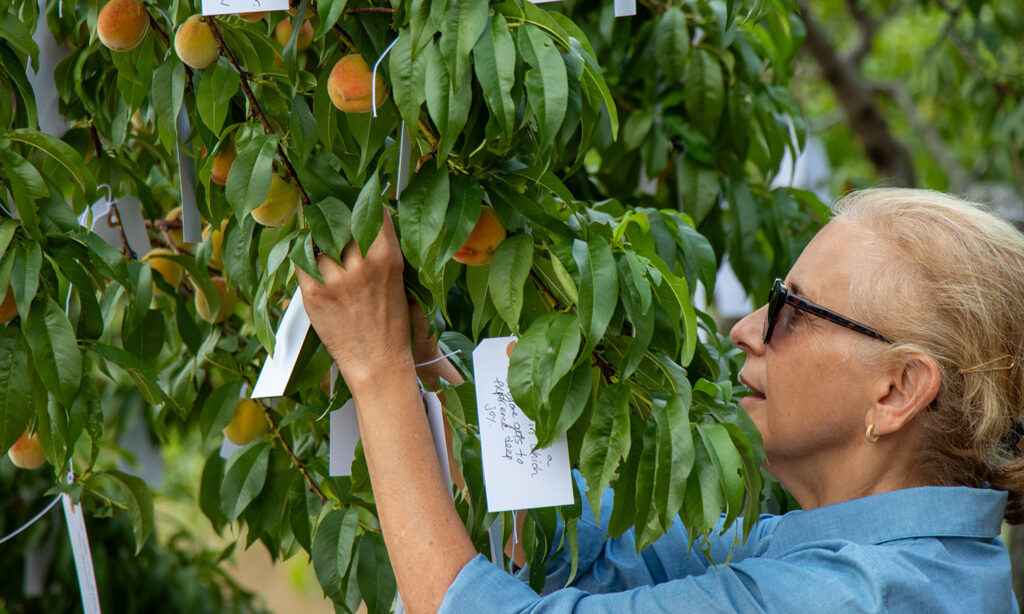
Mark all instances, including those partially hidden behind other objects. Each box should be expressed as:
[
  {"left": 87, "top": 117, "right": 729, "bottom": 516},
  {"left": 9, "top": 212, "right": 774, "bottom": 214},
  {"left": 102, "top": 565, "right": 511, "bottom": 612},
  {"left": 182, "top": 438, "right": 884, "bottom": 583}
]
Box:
[{"left": 832, "top": 188, "right": 1024, "bottom": 523}]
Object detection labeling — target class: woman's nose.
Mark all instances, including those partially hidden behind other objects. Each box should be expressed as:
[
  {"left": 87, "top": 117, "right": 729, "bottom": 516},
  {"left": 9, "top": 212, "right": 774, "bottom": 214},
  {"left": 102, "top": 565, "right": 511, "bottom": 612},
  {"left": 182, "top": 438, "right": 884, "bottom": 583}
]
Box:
[{"left": 730, "top": 305, "right": 767, "bottom": 356}]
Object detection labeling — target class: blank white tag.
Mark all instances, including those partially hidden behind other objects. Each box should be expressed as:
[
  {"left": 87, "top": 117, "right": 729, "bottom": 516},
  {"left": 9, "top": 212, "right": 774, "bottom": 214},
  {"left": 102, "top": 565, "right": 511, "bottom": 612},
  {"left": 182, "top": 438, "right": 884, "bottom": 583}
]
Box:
[
  {"left": 174, "top": 108, "right": 202, "bottom": 244},
  {"left": 329, "top": 399, "right": 360, "bottom": 476},
  {"left": 472, "top": 337, "right": 574, "bottom": 512},
  {"left": 613, "top": 0, "right": 636, "bottom": 17},
  {"left": 28, "top": 0, "right": 71, "bottom": 138},
  {"left": 62, "top": 495, "right": 101, "bottom": 614},
  {"left": 202, "top": 0, "right": 287, "bottom": 16},
  {"left": 251, "top": 287, "right": 310, "bottom": 398},
  {"left": 395, "top": 122, "right": 413, "bottom": 199},
  {"left": 113, "top": 195, "right": 153, "bottom": 256},
  {"left": 423, "top": 390, "right": 453, "bottom": 495}
]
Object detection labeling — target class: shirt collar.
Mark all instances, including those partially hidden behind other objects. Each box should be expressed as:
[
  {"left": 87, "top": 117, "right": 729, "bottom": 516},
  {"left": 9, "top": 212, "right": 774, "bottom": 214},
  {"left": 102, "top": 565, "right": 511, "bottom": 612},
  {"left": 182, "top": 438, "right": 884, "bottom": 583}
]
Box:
[{"left": 763, "top": 486, "right": 1007, "bottom": 557}]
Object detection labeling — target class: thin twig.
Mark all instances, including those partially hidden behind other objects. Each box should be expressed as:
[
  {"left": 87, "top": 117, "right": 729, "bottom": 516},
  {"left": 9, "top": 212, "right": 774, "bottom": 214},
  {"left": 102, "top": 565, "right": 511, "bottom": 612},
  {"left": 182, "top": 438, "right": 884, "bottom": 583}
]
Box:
[
  {"left": 204, "top": 17, "right": 312, "bottom": 207},
  {"left": 263, "top": 406, "right": 329, "bottom": 504},
  {"left": 108, "top": 203, "right": 137, "bottom": 259}
]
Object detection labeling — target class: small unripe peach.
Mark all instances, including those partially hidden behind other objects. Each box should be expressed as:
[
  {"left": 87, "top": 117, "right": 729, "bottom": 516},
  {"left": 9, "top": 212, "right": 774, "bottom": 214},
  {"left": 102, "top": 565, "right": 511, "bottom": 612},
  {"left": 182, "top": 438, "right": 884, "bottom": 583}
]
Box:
[
  {"left": 8, "top": 431, "right": 47, "bottom": 470},
  {"left": 174, "top": 15, "right": 219, "bottom": 70},
  {"left": 328, "top": 54, "right": 388, "bottom": 113},
  {"left": 210, "top": 145, "right": 236, "bottom": 186},
  {"left": 143, "top": 248, "right": 184, "bottom": 295},
  {"left": 453, "top": 206, "right": 507, "bottom": 266},
  {"left": 195, "top": 276, "right": 237, "bottom": 323},
  {"left": 237, "top": 11, "right": 267, "bottom": 22},
  {"left": 0, "top": 286, "right": 17, "bottom": 324},
  {"left": 203, "top": 219, "right": 229, "bottom": 270},
  {"left": 222, "top": 398, "right": 269, "bottom": 445},
  {"left": 97, "top": 0, "right": 149, "bottom": 52},
  {"left": 274, "top": 19, "right": 313, "bottom": 51},
  {"left": 163, "top": 206, "right": 187, "bottom": 247},
  {"left": 251, "top": 175, "right": 299, "bottom": 227}
]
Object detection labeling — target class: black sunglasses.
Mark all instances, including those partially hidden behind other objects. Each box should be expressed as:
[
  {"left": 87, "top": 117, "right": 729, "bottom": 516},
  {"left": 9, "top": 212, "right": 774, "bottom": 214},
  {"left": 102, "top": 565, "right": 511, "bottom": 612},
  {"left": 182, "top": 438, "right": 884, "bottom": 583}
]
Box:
[{"left": 762, "top": 278, "right": 895, "bottom": 345}]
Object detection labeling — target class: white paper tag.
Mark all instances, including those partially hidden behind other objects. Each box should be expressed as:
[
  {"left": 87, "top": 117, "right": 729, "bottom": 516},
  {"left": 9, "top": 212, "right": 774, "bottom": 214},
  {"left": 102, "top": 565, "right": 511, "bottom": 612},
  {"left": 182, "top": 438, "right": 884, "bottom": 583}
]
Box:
[
  {"left": 174, "top": 108, "right": 202, "bottom": 244},
  {"left": 395, "top": 122, "right": 413, "bottom": 199},
  {"left": 62, "top": 495, "right": 102, "bottom": 614},
  {"left": 613, "top": 0, "right": 636, "bottom": 17},
  {"left": 28, "top": 0, "right": 72, "bottom": 138},
  {"left": 527, "top": 0, "right": 562, "bottom": 4},
  {"left": 472, "top": 337, "right": 574, "bottom": 512},
  {"left": 202, "top": 0, "right": 287, "bottom": 16},
  {"left": 251, "top": 287, "right": 311, "bottom": 398},
  {"left": 423, "top": 390, "right": 453, "bottom": 495},
  {"left": 329, "top": 399, "right": 361, "bottom": 476},
  {"left": 113, "top": 195, "right": 153, "bottom": 256}
]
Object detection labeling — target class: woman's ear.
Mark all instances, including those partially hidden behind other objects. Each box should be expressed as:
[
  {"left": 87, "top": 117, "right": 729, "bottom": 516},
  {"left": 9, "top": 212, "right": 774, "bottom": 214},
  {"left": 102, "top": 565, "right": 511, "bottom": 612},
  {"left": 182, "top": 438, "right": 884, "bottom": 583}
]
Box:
[{"left": 869, "top": 353, "right": 941, "bottom": 435}]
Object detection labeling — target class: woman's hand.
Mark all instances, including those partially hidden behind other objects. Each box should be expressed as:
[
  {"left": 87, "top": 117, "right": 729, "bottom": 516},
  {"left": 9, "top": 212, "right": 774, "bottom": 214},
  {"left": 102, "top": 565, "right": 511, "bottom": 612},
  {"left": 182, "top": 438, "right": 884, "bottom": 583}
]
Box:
[{"left": 295, "top": 211, "right": 414, "bottom": 394}]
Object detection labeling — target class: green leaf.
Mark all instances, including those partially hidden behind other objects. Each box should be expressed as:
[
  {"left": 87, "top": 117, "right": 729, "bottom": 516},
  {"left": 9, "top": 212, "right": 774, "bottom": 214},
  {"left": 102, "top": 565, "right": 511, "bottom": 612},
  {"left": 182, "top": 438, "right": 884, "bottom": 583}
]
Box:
[
  {"left": 508, "top": 312, "right": 581, "bottom": 419},
  {"left": 0, "top": 218, "right": 18, "bottom": 258},
  {"left": 439, "top": 0, "right": 489, "bottom": 91},
  {"left": 473, "top": 14, "right": 517, "bottom": 138},
  {"left": 86, "top": 343, "right": 181, "bottom": 414},
  {"left": 357, "top": 533, "right": 397, "bottom": 613},
  {"left": 487, "top": 234, "right": 534, "bottom": 331},
  {"left": 435, "top": 174, "right": 483, "bottom": 267},
  {"left": 197, "top": 59, "right": 238, "bottom": 135},
  {"left": 573, "top": 236, "right": 618, "bottom": 355},
  {"left": 10, "top": 241, "right": 41, "bottom": 318},
  {"left": 654, "top": 8, "right": 689, "bottom": 81},
  {"left": 106, "top": 470, "right": 155, "bottom": 554},
  {"left": 698, "top": 423, "right": 746, "bottom": 530},
  {"left": 389, "top": 31, "right": 428, "bottom": 129},
  {"left": 306, "top": 197, "right": 352, "bottom": 263},
  {"left": 23, "top": 296, "right": 81, "bottom": 408},
  {"left": 312, "top": 508, "right": 360, "bottom": 602},
  {"left": 679, "top": 156, "right": 719, "bottom": 226},
  {"left": 3, "top": 130, "right": 96, "bottom": 199},
  {"left": 314, "top": 0, "right": 348, "bottom": 39},
  {"left": 424, "top": 41, "right": 472, "bottom": 161},
  {"left": 519, "top": 24, "right": 569, "bottom": 150},
  {"left": 151, "top": 60, "right": 186, "bottom": 148},
  {"left": 653, "top": 394, "right": 693, "bottom": 524},
  {"left": 622, "top": 109, "right": 653, "bottom": 151},
  {"left": 579, "top": 383, "right": 632, "bottom": 521},
  {"left": 226, "top": 134, "right": 278, "bottom": 220},
  {"left": 540, "top": 363, "right": 593, "bottom": 449},
  {"left": 350, "top": 172, "right": 384, "bottom": 257},
  {"left": 398, "top": 165, "right": 450, "bottom": 267},
  {"left": 683, "top": 430, "right": 722, "bottom": 536},
  {"left": 221, "top": 439, "right": 271, "bottom": 522},
  {"left": 289, "top": 95, "right": 318, "bottom": 164},
  {"left": 200, "top": 450, "right": 227, "bottom": 533},
  {"left": 199, "top": 380, "right": 245, "bottom": 441},
  {"left": 0, "top": 328, "right": 31, "bottom": 454},
  {"left": 649, "top": 260, "right": 698, "bottom": 366},
  {"left": 684, "top": 48, "right": 724, "bottom": 139}
]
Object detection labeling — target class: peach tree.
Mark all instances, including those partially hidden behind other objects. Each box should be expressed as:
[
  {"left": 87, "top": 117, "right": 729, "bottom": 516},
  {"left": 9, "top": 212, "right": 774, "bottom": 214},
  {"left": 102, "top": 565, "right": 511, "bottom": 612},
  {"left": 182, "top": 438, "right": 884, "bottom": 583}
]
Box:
[{"left": 0, "top": 0, "right": 822, "bottom": 609}]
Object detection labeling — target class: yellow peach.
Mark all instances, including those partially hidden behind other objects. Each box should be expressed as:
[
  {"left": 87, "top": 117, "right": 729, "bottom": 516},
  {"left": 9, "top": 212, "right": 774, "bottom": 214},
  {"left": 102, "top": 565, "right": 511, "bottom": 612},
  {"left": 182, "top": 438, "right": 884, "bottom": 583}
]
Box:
[
  {"left": 144, "top": 248, "right": 184, "bottom": 295},
  {"left": 203, "top": 219, "right": 229, "bottom": 270},
  {"left": 97, "top": 0, "right": 149, "bottom": 52},
  {"left": 453, "top": 206, "right": 507, "bottom": 266},
  {"left": 251, "top": 175, "right": 299, "bottom": 227},
  {"left": 174, "top": 15, "right": 219, "bottom": 70},
  {"left": 222, "top": 398, "right": 269, "bottom": 445},
  {"left": 210, "top": 145, "right": 236, "bottom": 186},
  {"left": 237, "top": 10, "right": 267, "bottom": 22},
  {"left": 195, "top": 276, "right": 237, "bottom": 323},
  {"left": 8, "top": 430, "right": 47, "bottom": 470},
  {"left": 274, "top": 19, "right": 313, "bottom": 52},
  {"left": 327, "top": 54, "right": 388, "bottom": 113}
]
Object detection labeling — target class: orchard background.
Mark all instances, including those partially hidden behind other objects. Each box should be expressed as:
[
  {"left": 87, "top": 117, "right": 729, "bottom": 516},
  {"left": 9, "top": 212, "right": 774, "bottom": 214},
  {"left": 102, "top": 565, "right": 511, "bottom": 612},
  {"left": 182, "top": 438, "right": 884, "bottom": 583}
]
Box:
[{"left": 2, "top": 0, "right": 1023, "bottom": 611}]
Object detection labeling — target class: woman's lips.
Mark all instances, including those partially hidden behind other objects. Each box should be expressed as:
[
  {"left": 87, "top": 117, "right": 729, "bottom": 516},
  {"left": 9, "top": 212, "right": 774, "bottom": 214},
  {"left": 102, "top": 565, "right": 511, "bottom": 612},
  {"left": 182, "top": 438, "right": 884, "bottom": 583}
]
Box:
[{"left": 739, "top": 375, "right": 765, "bottom": 399}]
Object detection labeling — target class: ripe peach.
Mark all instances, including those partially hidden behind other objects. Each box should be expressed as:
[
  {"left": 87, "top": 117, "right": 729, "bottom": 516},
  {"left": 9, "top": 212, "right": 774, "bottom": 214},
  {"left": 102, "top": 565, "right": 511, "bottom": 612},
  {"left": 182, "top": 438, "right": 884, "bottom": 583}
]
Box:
[
  {"left": 195, "top": 276, "right": 237, "bottom": 323},
  {"left": 143, "top": 248, "right": 184, "bottom": 295},
  {"left": 163, "top": 206, "right": 186, "bottom": 246},
  {"left": 174, "top": 15, "right": 219, "bottom": 70},
  {"left": 8, "top": 430, "right": 47, "bottom": 470},
  {"left": 203, "top": 219, "right": 229, "bottom": 270},
  {"left": 222, "top": 398, "right": 269, "bottom": 445},
  {"left": 237, "top": 11, "right": 267, "bottom": 22},
  {"left": 251, "top": 175, "right": 299, "bottom": 227},
  {"left": 210, "top": 145, "right": 236, "bottom": 186},
  {"left": 453, "top": 206, "right": 507, "bottom": 266},
  {"left": 97, "top": 0, "right": 149, "bottom": 52},
  {"left": 274, "top": 19, "right": 313, "bottom": 52},
  {"left": 327, "top": 54, "right": 388, "bottom": 113},
  {"left": 0, "top": 286, "right": 17, "bottom": 324}
]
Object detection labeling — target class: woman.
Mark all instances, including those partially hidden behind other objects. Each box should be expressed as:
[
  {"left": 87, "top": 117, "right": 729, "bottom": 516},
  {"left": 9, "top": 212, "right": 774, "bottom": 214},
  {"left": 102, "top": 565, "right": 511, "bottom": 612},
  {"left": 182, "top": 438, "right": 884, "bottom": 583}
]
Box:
[{"left": 296, "top": 188, "right": 1024, "bottom": 613}]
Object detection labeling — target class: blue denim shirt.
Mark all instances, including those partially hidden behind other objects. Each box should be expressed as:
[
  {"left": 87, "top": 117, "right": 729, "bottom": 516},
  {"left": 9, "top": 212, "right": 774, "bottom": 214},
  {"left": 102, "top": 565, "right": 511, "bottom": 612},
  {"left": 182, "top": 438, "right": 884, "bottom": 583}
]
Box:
[{"left": 440, "top": 486, "right": 1016, "bottom": 613}]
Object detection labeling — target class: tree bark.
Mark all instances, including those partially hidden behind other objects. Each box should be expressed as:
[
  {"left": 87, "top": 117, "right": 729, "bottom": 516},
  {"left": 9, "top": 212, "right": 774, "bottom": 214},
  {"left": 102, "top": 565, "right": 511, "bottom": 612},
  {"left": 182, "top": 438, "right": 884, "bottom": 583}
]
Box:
[{"left": 797, "top": 4, "right": 917, "bottom": 187}]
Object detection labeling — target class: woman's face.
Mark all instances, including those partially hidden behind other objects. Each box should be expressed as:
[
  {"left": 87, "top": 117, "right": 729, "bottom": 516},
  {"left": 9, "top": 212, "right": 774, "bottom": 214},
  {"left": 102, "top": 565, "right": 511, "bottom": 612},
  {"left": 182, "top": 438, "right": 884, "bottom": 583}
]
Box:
[{"left": 729, "top": 219, "right": 889, "bottom": 475}]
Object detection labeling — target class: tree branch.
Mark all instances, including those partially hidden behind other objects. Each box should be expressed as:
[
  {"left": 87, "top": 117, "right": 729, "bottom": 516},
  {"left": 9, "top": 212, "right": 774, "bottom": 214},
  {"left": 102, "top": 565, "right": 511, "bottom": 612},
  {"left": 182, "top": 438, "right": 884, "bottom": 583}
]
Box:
[
  {"left": 263, "top": 405, "right": 329, "bottom": 504},
  {"left": 797, "top": 2, "right": 917, "bottom": 187},
  {"left": 204, "top": 17, "right": 312, "bottom": 207}
]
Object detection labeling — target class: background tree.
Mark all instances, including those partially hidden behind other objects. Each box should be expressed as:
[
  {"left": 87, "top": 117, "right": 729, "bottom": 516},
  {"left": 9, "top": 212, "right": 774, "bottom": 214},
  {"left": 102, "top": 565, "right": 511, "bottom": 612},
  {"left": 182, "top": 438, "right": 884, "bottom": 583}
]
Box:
[{"left": 2, "top": 0, "right": 827, "bottom": 610}]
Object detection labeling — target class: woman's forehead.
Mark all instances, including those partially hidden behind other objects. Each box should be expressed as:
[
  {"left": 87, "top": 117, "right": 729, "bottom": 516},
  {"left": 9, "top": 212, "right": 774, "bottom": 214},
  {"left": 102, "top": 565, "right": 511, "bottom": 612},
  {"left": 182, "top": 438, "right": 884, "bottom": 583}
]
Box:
[{"left": 788, "top": 220, "right": 881, "bottom": 305}]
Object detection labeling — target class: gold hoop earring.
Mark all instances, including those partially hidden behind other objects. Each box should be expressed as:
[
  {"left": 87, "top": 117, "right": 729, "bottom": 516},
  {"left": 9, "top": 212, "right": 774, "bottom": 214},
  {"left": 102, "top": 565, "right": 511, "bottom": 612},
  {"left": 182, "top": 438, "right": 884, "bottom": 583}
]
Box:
[{"left": 865, "top": 424, "right": 880, "bottom": 443}]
